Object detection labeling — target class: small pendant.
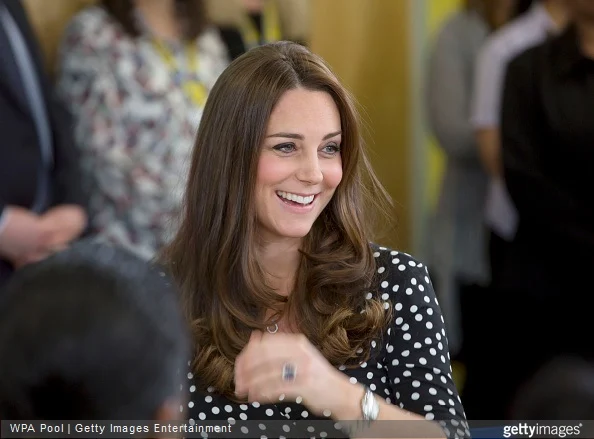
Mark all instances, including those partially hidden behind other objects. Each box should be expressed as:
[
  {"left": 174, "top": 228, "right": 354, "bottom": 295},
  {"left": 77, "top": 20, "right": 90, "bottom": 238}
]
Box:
[{"left": 266, "top": 323, "right": 279, "bottom": 334}]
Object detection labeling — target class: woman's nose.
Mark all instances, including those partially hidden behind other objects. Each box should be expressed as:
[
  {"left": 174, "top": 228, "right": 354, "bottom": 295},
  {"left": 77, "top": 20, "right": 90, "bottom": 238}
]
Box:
[{"left": 295, "top": 153, "right": 323, "bottom": 185}]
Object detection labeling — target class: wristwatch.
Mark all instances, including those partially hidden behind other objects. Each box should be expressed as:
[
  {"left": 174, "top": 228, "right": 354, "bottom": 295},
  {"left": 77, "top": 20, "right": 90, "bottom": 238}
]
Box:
[{"left": 361, "top": 386, "right": 380, "bottom": 422}]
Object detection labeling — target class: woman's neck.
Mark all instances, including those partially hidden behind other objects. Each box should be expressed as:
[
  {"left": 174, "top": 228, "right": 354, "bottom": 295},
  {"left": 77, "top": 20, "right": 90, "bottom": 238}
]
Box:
[
  {"left": 258, "top": 238, "right": 302, "bottom": 295},
  {"left": 134, "top": 0, "right": 181, "bottom": 40}
]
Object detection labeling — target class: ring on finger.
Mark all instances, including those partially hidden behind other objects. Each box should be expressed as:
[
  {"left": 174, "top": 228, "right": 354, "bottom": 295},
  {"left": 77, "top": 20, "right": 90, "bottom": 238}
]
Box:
[{"left": 281, "top": 362, "right": 297, "bottom": 382}]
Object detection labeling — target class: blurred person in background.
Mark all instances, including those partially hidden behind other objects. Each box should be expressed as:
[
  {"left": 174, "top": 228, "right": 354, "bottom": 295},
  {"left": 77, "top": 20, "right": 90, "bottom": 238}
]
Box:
[
  {"left": 426, "top": 0, "right": 523, "bottom": 420},
  {"left": 208, "top": 0, "right": 310, "bottom": 61},
  {"left": 0, "top": 241, "right": 188, "bottom": 421},
  {"left": 0, "top": 0, "right": 87, "bottom": 287},
  {"left": 461, "top": 0, "right": 569, "bottom": 419},
  {"left": 217, "top": 0, "right": 282, "bottom": 60},
  {"left": 426, "top": 0, "right": 519, "bottom": 360},
  {"left": 499, "top": 0, "right": 594, "bottom": 419},
  {"left": 470, "top": 0, "right": 569, "bottom": 289},
  {"left": 56, "top": 0, "right": 229, "bottom": 260}
]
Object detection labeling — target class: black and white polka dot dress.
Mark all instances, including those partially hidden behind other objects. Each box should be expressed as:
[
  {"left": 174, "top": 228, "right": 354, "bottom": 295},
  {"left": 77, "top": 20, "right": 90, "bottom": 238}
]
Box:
[{"left": 184, "top": 246, "right": 469, "bottom": 438}]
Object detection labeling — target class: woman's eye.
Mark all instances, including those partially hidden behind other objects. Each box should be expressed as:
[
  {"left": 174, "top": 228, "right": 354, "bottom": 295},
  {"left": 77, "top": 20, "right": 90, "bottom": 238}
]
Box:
[
  {"left": 273, "top": 143, "right": 296, "bottom": 153},
  {"left": 322, "top": 143, "right": 341, "bottom": 154}
]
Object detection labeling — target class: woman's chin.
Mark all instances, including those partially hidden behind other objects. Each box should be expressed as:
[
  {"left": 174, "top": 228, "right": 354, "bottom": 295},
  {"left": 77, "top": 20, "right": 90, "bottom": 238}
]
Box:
[{"left": 274, "top": 224, "right": 314, "bottom": 240}]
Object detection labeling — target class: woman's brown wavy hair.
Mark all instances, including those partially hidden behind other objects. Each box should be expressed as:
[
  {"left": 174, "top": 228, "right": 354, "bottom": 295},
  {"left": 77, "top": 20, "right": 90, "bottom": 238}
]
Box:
[{"left": 160, "top": 41, "right": 393, "bottom": 400}]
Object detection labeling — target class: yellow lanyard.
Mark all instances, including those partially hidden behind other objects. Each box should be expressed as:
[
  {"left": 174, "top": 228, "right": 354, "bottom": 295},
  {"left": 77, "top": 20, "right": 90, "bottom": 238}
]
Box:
[
  {"left": 152, "top": 40, "right": 208, "bottom": 108},
  {"left": 241, "top": 0, "right": 282, "bottom": 50}
]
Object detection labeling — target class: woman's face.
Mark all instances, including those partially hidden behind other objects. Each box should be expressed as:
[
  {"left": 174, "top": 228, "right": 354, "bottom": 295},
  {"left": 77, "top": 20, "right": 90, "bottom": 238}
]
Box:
[{"left": 254, "top": 88, "right": 343, "bottom": 244}]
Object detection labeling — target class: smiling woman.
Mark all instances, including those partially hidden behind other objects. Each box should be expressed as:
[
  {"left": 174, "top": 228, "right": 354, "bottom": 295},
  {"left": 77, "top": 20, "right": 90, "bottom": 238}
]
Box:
[{"left": 159, "top": 41, "right": 468, "bottom": 438}]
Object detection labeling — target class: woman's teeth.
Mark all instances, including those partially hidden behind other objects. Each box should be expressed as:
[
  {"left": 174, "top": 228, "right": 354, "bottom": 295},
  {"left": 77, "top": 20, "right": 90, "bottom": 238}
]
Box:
[{"left": 276, "top": 191, "right": 315, "bottom": 205}]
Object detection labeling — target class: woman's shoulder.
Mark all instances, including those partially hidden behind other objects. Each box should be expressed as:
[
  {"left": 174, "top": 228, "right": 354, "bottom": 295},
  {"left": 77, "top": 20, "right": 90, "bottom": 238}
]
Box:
[
  {"left": 197, "top": 26, "right": 227, "bottom": 49},
  {"left": 66, "top": 5, "right": 111, "bottom": 33},
  {"left": 370, "top": 244, "right": 431, "bottom": 279},
  {"left": 196, "top": 26, "right": 231, "bottom": 66},
  {"left": 369, "top": 243, "right": 436, "bottom": 303},
  {"left": 61, "top": 6, "right": 120, "bottom": 49}
]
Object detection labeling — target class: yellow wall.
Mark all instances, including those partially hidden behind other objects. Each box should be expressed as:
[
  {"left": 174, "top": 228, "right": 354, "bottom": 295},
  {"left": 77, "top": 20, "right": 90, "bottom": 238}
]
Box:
[
  {"left": 310, "top": 0, "right": 411, "bottom": 251},
  {"left": 23, "top": 0, "right": 95, "bottom": 73},
  {"left": 425, "top": 0, "right": 462, "bottom": 211}
]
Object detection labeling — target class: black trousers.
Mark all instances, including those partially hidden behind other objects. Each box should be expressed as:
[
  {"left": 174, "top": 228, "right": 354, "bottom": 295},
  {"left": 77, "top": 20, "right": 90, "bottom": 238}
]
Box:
[
  {"left": 460, "top": 230, "right": 514, "bottom": 420},
  {"left": 488, "top": 230, "right": 511, "bottom": 290}
]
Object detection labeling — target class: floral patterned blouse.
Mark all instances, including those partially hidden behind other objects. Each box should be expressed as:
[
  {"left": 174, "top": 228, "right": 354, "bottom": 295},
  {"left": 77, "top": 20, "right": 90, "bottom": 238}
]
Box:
[{"left": 56, "top": 6, "right": 228, "bottom": 260}]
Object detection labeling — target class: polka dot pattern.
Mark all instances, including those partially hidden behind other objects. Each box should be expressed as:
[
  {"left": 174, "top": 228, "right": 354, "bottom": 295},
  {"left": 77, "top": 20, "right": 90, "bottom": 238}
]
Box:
[{"left": 183, "top": 246, "right": 468, "bottom": 438}]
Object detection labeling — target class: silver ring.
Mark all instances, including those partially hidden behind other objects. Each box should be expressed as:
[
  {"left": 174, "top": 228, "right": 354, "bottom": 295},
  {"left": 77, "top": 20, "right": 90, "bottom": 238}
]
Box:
[{"left": 281, "top": 362, "right": 297, "bottom": 382}]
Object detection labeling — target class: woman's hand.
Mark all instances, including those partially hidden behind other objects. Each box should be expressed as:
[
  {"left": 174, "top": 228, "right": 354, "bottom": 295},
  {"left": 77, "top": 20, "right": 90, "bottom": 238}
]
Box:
[{"left": 234, "top": 330, "right": 363, "bottom": 418}]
